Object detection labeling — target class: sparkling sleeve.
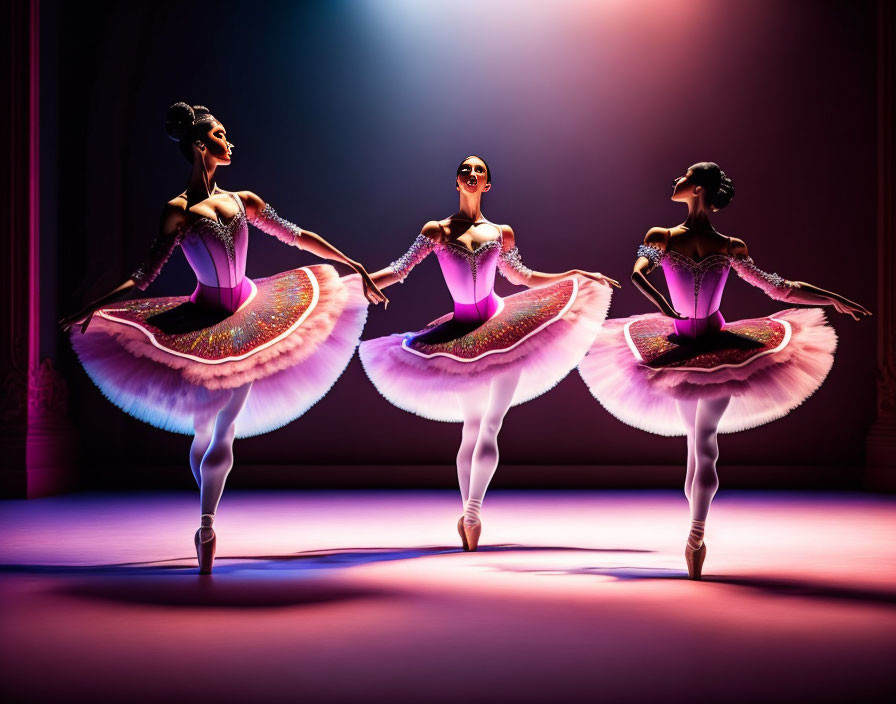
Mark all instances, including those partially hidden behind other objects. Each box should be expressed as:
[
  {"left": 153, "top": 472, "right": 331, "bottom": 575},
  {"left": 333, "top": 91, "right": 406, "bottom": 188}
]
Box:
[
  {"left": 636, "top": 244, "right": 664, "bottom": 271},
  {"left": 249, "top": 204, "right": 304, "bottom": 248},
  {"left": 389, "top": 234, "right": 435, "bottom": 283},
  {"left": 730, "top": 256, "right": 817, "bottom": 303},
  {"left": 131, "top": 229, "right": 183, "bottom": 290},
  {"left": 497, "top": 246, "right": 534, "bottom": 284}
]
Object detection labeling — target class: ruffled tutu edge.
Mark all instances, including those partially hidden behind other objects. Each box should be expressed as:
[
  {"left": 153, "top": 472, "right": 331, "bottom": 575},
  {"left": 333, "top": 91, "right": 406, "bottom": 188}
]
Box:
[
  {"left": 71, "top": 268, "right": 368, "bottom": 438},
  {"left": 578, "top": 307, "right": 837, "bottom": 436},
  {"left": 359, "top": 277, "right": 612, "bottom": 423}
]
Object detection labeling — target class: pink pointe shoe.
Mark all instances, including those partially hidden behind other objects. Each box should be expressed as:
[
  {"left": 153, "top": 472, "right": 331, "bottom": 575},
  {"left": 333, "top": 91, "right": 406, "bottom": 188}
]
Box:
[
  {"left": 685, "top": 542, "right": 707, "bottom": 580},
  {"left": 457, "top": 516, "right": 469, "bottom": 550},
  {"left": 458, "top": 517, "right": 482, "bottom": 552},
  {"left": 195, "top": 528, "right": 216, "bottom": 574},
  {"left": 195, "top": 514, "right": 217, "bottom": 574}
]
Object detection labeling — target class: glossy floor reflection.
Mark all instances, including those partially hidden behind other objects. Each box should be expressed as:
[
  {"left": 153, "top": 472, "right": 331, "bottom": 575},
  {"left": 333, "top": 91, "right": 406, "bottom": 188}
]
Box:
[{"left": 1, "top": 490, "right": 894, "bottom": 703}]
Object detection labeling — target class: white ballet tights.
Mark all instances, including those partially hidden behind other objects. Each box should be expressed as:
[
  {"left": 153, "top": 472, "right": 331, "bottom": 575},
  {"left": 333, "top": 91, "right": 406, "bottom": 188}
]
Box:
[
  {"left": 456, "top": 370, "right": 521, "bottom": 527},
  {"left": 676, "top": 396, "right": 731, "bottom": 548},
  {"left": 190, "top": 382, "right": 253, "bottom": 538}
]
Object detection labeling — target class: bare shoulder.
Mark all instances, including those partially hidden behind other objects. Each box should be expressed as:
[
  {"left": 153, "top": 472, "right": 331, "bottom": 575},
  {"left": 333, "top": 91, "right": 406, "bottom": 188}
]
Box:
[
  {"left": 728, "top": 236, "right": 749, "bottom": 258},
  {"left": 234, "top": 190, "right": 266, "bottom": 218},
  {"left": 421, "top": 220, "right": 444, "bottom": 241},
  {"left": 644, "top": 226, "right": 670, "bottom": 248},
  {"left": 160, "top": 199, "right": 189, "bottom": 234},
  {"left": 498, "top": 224, "right": 515, "bottom": 250},
  {"left": 167, "top": 192, "right": 188, "bottom": 209}
]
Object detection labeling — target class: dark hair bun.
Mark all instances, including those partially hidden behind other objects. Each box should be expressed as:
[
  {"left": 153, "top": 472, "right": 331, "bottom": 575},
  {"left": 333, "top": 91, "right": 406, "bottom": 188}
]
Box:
[
  {"left": 165, "top": 102, "right": 195, "bottom": 141},
  {"left": 711, "top": 172, "right": 735, "bottom": 210},
  {"left": 688, "top": 162, "right": 735, "bottom": 211}
]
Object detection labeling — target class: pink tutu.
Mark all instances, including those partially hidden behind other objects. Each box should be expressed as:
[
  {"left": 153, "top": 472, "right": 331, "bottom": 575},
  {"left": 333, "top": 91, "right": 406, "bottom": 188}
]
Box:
[
  {"left": 360, "top": 276, "right": 611, "bottom": 422},
  {"left": 71, "top": 265, "right": 367, "bottom": 437},
  {"left": 578, "top": 307, "right": 837, "bottom": 436}
]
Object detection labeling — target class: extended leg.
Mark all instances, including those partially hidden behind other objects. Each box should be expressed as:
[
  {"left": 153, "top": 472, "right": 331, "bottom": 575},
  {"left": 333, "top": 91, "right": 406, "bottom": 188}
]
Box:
[
  {"left": 190, "top": 405, "right": 216, "bottom": 487},
  {"left": 192, "top": 383, "right": 250, "bottom": 574},
  {"left": 456, "top": 391, "right": 487, "bottom": 506},
  {"left": 690, "top": 396, "right": 730, "bottom": 526},
  {"left": 198, "top": 382, "right": 253, "bottom": 523},
  {"left": 684, "top": 395, "right": 731, "bottom": 579},
  {"left": 676, "top": 399, "right": 699, "bottom": 504},
  {"left": 463, "top": 369, "right": 521, "bottom": 530}
]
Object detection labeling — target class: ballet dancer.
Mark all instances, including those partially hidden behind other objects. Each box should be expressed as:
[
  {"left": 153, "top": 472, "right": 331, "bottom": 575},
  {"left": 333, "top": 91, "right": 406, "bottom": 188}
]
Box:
[{"left": 61, "top": 102, "right": 386, "bottom": 572}]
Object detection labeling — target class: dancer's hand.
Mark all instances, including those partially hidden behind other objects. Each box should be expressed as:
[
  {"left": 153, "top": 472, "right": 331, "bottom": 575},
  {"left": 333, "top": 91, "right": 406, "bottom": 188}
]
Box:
[
  {"left": 351, "top": 261, "right": 390, "bottom": 307},
  {"left": 59, "top": 308, "right": 96, "bottom": 334},
  {"left": 829, "top": 295, "right": 871, "bottom": 321},
  {"left": 577, "top": 270, "right": 621, "bottom": 288}
]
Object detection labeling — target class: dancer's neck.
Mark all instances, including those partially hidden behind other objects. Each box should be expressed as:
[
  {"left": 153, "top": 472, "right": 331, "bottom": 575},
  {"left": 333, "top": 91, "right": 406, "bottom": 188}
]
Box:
[
  {"left": 186, "top": 157, "right": 217, "bottom": 205},
  {"left": 455, "top": 192, "right": 484, "bottom": 223},
  {"left": 683, "top": 200, "right": 713, "bottom": 232}
]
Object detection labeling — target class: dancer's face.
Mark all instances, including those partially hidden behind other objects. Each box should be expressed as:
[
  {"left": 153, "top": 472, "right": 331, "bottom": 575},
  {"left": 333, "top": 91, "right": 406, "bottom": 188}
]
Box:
[
  {"left": 456, "top": 157, "right": 491, "bottom": 195},
  {"left": 671, "top": 168, "right": 698, "bottom": 202},
  {"left": 200, "top": 121, "right": 233, "bottom": 165}
]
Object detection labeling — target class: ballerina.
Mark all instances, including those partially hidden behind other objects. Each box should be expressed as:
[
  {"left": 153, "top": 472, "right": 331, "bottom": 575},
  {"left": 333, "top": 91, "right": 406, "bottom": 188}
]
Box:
[
  {"left": 60, "top": 102, "right": 386, "bottom": 573},
  {"left": 359, "top": 155, "right": 619, "bottom": 550},
  {"left": 578, "top": 161, "right": 869, "bottom": 579}
]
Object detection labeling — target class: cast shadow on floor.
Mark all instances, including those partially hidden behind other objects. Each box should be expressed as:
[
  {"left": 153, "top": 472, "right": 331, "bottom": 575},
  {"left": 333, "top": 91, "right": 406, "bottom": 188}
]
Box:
[
  {"left": 493, "top": 564, "right": 896, "bottom": 606},
  {"left": 0, "top": 545, "right": 652, "bottom": 609}
]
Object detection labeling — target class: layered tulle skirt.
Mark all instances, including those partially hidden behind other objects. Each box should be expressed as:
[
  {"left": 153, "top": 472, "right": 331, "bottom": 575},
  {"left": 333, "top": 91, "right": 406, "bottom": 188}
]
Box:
[
  {"left": 71, "top": 265, "right": 367, "bottom": 438},
  {"left": 359, "top": 277, "right": 612, "bottom": 422},
  {"left": 578, "top": 307, "right": 837, "bottom": 436}
]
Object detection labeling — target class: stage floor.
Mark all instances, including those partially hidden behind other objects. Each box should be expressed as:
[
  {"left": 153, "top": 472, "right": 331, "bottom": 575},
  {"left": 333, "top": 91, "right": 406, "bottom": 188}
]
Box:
[{"left": 1, "top": 490, "right": 894, "bottom": 703}]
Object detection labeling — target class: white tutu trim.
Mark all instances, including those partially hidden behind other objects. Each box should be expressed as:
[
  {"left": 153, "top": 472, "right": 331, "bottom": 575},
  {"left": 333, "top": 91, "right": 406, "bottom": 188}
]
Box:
[
  {"left": 71, "top": 270, "right": 368, "bottom": 438},
  {"left": 578, "top": 307, "right": 837, "bottom": 436},
  {"left": 360, "top": 277, "right": 611, "bottom": 422}
]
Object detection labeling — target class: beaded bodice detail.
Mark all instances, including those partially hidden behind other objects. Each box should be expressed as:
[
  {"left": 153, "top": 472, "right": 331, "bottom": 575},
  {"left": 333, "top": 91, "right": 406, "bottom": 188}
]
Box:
[
  {"left": 391, "top": 230, "right": 532, "bottom": 291},
  {"left": 435, "top": 239, "right": 502, "bottom": 306},
  {"left": 638, "top": 243, "right": 798, "bottom": 337},
  {"left": 657, "top": 248, "right": 732, "bottom": 321},
  {"left": 181, "top": 211, "right": 249, "bottom": 290},
  {"left": 390, "top": 229, "right": 535, "bottom": 323},
  {"left": 131, "top": 196, "right": 309, "bottom": 314}
]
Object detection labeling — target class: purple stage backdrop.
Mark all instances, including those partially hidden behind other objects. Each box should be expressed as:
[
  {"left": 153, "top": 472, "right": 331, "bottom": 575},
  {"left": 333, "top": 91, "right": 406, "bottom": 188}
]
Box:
[{"left": 45, "top": 0, "right": 877, "bottom": 487}]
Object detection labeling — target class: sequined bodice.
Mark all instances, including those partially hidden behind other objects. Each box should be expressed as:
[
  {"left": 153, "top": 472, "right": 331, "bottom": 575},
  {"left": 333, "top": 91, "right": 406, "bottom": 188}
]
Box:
[
  {"left": 389, "top": 228, "right": 535, "bottom": 324},
  {"left": 661, "top": 250, "right": 731, "bottom": 321},
  {"left": 130, "top": 197, "right": 309, "bottom": 313},
  {"left": 181, "top": 213, "right": 249, "bottom": 290},
  {"left": 637, "top": 241, "right": 801, "bottom": 339},
  {"left": 430, "top": 239, "right": 504, "bottom": 324},
  {"left": 435, "top": 239, "right": 502, "bottom": 307}
]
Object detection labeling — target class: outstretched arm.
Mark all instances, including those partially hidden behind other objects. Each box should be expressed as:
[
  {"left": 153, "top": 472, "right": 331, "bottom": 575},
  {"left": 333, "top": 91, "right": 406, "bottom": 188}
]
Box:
[
  {"left": 496, "top": 225, "right": 620, "bottom": 288},
  {"left": 729, "top": 239, "right": 870, "bottom": 320},
  {"left": 59, "top": 205, "right": 186, "bottom": 333},
  {"left": 630, "top": 228, "right": 686, "bottom": 319},
  {"left": 368, "top": 221, "right": 440, "bottom": 290},
  {"left": 241, "top": 191, "right": 386, "bottom": 305}
]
